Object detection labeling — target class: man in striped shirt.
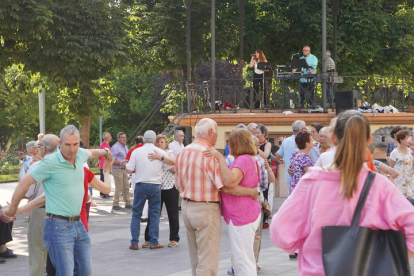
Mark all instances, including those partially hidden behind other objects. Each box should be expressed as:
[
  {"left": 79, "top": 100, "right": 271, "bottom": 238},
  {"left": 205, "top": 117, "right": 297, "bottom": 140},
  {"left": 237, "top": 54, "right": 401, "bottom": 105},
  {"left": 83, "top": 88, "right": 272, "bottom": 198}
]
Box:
[{"left": 176, "top": 118, "right": 257, "bottom": 276}]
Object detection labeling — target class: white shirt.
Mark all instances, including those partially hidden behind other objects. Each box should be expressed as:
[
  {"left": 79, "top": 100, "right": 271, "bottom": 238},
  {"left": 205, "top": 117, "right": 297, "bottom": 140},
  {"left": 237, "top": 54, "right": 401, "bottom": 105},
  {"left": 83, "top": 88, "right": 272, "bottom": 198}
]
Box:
[
  {"left": 126, "top": 143, "right": 167, "bottom": 185},
  {"left": 254, "top": 62, "right": 264, "bottom": 75},
  {"left": 169, "top": 140, "right": 184, "bottom": 156},
  {"left": 314, "top": 146, "right": 337, "bottom": 168}
]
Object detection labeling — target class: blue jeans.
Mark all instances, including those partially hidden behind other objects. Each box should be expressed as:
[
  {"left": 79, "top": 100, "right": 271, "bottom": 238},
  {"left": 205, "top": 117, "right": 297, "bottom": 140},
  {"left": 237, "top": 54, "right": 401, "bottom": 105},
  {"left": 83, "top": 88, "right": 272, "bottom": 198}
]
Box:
[
  {"left": 130, "top": 183, "right": 161, "bottom": 246},
  {"left": 43, "top": 218, "right": 92, "bottom": 276}
]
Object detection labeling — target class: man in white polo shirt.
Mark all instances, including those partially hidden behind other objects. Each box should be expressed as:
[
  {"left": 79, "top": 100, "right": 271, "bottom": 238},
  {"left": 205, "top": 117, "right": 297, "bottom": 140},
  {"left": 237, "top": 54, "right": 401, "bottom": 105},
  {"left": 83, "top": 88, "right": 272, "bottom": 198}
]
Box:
[
  {"left": 5, "top": 125, "right": 111, "bottom": 275},
  {"left": 127, "top": 130, "right": 168, "bottom": 250}
]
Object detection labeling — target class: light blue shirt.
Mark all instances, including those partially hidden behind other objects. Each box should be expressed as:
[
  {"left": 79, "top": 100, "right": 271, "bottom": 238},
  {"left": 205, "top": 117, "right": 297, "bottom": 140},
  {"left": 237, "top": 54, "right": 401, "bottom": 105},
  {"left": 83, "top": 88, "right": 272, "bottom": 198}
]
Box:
[
  {"left": 308, "top": 144, "right": 320, "bottom": 164},
  {"left": 30, "top": 147, "right": 89, "bottom": 217},
  {"left": 277, "top": 135, "right": 297, "bottom": 183},
  {"left": 111, "top": 141, "right": 129, "bottom": 169},
  {"left": 300, "top": 53, "right": 318, "bottom": 83}
]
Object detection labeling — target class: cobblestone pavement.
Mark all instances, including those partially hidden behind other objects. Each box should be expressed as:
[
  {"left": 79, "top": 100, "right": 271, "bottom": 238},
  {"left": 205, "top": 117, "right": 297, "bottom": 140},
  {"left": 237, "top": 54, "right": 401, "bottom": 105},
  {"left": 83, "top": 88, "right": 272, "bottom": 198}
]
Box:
[{"left": 0, "top": 180, "right": 297, "bottom": 275}]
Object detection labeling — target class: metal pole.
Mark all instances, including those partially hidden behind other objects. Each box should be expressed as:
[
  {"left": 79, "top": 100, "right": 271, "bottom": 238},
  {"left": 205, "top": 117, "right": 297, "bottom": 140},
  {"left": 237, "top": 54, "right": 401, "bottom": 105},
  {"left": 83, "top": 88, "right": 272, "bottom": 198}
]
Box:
[
  {"left": 186, "top": 0, "right": 192, "bottom": 113},
  {"left": 321, "top": 0, "right": 328, "bottom": 113},
  {"left": 38, "top": 88, "right": 46, "bottom": 134},
  {"left": 99, "top": 116, "right": 102, "bottom": 144},
  {"left": 211, "top": 0, "right": 216, "bottom": 114}
]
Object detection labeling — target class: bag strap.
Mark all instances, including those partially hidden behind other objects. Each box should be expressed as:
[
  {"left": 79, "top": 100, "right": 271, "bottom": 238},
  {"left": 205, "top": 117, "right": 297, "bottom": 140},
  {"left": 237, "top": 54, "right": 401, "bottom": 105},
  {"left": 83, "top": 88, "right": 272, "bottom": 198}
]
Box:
[{"left": 351, "top": 171, "right": 376, "bottom": 227}]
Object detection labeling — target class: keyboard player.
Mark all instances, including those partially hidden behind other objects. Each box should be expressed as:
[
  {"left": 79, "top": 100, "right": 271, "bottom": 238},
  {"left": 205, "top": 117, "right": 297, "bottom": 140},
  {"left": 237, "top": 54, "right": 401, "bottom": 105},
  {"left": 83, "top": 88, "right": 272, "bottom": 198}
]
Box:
[{"left": 292, "top": 46, "right": 318, "bottom": 108}]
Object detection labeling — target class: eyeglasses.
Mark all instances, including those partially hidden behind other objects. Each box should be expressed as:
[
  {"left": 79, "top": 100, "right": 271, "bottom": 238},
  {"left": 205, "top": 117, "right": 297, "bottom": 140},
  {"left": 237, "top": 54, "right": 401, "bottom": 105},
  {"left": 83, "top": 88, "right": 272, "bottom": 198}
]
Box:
[
  {"left": 38, "top": 144, "right": 45, "bottom": 147},
  {"left": 119, "top": 137, "right": 127, "bottom": 139}
]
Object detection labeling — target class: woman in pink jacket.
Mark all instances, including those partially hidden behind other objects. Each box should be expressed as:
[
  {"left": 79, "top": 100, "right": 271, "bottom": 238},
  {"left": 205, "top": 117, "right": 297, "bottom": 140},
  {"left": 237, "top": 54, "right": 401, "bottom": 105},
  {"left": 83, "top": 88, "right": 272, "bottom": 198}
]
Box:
[{"left": 270, "top": 110, "right": 414, "bottom": 275}]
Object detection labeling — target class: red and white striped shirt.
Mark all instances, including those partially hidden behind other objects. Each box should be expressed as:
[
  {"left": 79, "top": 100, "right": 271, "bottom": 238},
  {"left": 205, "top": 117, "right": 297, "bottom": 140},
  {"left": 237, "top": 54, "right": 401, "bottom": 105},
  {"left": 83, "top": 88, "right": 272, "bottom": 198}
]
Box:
[{"left": 175, "top": 138, "right": 223, "bottom": 202}]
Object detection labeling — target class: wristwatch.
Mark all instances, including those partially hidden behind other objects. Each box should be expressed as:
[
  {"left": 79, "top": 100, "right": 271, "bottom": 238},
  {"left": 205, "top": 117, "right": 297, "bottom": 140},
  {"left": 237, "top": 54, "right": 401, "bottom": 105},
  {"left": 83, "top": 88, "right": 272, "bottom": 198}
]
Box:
[{"left": 161, "top": 156, "right": 165, "bottom": 161}]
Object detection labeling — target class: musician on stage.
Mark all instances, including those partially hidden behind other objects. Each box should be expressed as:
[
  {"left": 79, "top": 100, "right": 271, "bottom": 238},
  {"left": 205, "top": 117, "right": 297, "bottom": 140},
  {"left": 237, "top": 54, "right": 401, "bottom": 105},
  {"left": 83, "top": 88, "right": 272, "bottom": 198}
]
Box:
[
  {"left": 292, "top": 46, "right": 318, "bottom": 108},
  {"left": 325, "top": 50, "right": 336, "bottom": 108},
  {"left": 249, "top": 49, "right": 268, "bottom": 109}
]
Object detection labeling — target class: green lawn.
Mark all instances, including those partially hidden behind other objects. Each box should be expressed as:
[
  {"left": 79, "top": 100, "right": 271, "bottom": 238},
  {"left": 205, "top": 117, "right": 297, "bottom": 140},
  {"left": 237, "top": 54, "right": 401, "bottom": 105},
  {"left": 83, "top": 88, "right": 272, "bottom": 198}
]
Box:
[{"left": 0, "top": 167, "right": 100, "bottom": 182}]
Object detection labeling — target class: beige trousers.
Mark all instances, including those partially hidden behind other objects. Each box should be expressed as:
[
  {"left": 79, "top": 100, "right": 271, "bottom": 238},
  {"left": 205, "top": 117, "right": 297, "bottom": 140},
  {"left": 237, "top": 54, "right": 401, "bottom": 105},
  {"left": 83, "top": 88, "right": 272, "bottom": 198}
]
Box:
[
  {"left": 182, "top": 199, "right": 221, "bottom": 276},
  {"left": 112, "top": 168, "right": 131, "bottom": 206},
  {"left": 28, "top": 208, "right": 47, "bottom": 276}
]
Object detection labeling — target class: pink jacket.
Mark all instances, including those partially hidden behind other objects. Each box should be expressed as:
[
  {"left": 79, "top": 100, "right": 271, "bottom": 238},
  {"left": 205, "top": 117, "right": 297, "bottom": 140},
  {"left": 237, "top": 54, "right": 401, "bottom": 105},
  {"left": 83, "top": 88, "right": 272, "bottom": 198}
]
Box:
[{"left": 270, "top": 167, "right": 414, "bottom": 276}]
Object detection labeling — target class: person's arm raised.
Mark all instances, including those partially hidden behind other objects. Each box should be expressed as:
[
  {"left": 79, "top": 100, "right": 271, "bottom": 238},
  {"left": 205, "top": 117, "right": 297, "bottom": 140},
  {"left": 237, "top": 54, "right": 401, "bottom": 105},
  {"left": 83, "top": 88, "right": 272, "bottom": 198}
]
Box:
[
  {"left": 90, "top": 157, "right": 114, "bottom": 195},
  {"left": 87, "top": 148, "right": 112, "bottom": 160}
]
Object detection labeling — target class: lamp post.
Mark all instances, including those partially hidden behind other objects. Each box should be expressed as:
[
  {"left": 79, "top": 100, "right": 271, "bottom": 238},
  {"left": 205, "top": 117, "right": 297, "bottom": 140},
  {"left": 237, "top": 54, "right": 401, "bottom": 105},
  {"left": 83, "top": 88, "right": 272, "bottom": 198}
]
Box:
[
  {"left": 211, "top": 0, "right": 216, "bottom": 114},
  {"left": 321, "top": 0, "right": 328, "bottom": 113}
]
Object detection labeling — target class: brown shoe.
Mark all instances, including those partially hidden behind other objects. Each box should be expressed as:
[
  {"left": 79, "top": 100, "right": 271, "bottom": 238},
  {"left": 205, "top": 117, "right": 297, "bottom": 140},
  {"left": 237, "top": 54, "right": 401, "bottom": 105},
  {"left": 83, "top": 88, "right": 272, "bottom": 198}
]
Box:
[
  {"left": 129, "top": 244, "right": 139, "bottom": 250},
  {"left": 168, "top": 241, "right": 178, "bottom": 248},
  {"left": 142, "top": 241, "right": 150, "bottom": 248},
  {"left": 149, "top": 243, "right": 164, "bottom": 249}
]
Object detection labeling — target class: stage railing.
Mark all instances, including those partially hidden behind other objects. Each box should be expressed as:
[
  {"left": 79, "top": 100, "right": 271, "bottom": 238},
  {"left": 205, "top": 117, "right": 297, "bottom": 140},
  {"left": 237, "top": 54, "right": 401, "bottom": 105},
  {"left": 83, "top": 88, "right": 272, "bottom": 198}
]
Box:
[{"left": 174, "top": 75, "right": 414, "bottom": 113}]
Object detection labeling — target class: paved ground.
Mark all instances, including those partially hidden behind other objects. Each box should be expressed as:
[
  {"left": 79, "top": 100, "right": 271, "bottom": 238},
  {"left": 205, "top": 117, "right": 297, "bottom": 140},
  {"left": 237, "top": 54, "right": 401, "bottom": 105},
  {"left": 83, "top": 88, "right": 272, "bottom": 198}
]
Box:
[{"left": 0, "top": 179, "right": 298, "bottom": 275}]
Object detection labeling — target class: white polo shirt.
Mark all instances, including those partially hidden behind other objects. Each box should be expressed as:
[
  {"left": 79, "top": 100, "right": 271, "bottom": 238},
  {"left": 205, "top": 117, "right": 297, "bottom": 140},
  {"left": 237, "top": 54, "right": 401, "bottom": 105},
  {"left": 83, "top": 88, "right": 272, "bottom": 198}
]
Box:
[{"left": 126, "top": 143, "right": 167, "bottom": 185}]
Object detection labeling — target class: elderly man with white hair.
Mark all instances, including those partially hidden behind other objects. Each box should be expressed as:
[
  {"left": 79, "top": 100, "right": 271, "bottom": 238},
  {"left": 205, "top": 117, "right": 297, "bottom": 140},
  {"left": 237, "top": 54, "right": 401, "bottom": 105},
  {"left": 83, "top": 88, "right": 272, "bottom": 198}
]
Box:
[
  {"left": 176, "top": 118, "right": 257, "bottom": 276},
  {"left": 126, "top": 130, "right": 169, "bottom": 250},
  {"left": 169, "top": 129, "right": 185, "bottom": 156}
]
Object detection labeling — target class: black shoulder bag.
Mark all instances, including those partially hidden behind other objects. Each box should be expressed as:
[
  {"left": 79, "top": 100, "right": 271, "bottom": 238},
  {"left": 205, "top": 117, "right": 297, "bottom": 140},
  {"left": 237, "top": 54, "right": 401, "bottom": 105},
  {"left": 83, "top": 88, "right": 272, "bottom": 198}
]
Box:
[{"left": 322, "top": 172, "right": 410, "bottom": 276}]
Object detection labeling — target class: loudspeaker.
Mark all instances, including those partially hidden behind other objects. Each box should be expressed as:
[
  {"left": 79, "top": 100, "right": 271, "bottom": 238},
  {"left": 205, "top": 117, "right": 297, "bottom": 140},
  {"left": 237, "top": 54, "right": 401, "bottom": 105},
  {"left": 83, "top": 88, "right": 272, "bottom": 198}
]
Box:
[
  {"left": 335, "top": 90, "right": 358, "bottom": 115},
  {"left": 175, "top": 126, "right": 193, "bottom": 146}
]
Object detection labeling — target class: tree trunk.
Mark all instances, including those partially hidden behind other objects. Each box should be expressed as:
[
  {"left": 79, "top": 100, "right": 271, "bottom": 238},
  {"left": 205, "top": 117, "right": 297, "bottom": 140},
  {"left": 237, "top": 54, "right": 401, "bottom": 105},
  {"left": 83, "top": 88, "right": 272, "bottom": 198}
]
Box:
[
  {"left": 238, "top": 0, "right": 245, "bottom": 64},
  {"left": 79, "top": 115, "right": 91, "bottom": 148}
]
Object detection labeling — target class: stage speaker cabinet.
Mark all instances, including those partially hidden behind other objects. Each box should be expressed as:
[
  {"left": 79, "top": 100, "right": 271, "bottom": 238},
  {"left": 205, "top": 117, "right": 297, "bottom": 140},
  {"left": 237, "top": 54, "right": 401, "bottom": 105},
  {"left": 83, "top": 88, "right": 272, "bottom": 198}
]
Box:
[
  {"left": 335, "top": 90, "right": 358, "bottom": 115},
  {"left": 175, "top": 126, "right": 193, "bottom": 146}
]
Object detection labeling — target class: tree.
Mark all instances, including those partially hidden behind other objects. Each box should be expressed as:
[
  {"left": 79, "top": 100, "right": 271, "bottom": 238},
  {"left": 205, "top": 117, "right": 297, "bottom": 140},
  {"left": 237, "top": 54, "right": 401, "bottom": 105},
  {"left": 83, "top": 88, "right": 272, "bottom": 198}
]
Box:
[
  {"left": 0, "top": 0, "right": 130, "bottom": 147},
  {"left": 0, "top": 64, "right": 66, "bottom": 150}
]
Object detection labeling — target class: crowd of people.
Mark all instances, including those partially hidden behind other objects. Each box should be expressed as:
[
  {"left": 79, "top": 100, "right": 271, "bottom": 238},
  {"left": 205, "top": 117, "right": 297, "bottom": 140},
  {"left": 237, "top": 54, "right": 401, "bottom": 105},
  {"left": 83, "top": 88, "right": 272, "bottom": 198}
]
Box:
[{"left": 0, "top": 111, "right": 413, "bottom": 275}]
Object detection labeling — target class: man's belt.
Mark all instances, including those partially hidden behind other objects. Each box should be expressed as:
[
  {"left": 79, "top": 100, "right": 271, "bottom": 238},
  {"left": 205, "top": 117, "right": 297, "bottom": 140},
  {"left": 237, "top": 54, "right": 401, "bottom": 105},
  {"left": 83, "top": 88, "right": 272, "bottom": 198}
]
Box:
[
  {"left": 46, "top": 213, "right": 80, "bottom": 221},
  {"left": 136, "top": 182, "right": 160, "bottom": 186},
  {"left": 183, "top": 198, "right": 220, "bottom": 204}
]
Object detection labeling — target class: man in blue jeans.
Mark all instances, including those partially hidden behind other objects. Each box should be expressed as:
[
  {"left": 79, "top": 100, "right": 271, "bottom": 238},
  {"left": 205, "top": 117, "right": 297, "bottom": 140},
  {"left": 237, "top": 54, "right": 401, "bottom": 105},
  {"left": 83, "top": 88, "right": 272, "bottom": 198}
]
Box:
[
  {"left": 126, "top": 130, "right": 169, "bottom": 250},
  {"left": 6, "top": 125, "right": 111, "bottom": 275}
]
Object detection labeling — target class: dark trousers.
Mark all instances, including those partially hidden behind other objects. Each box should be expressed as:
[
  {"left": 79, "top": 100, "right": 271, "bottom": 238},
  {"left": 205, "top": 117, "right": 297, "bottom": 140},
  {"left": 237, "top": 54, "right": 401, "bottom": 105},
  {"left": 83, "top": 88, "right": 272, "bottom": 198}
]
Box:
[
  {"left": 299, "top": 81, "right": 315, "bottom": 107},
  {"left": 99, "top": 169, "right": 108, "bottom": 197},
  {"left": 0, "top": 221, "right": 13, "bottom": 245},
  {"left": 263, "top": 184, "right": 269, "bottom": 223},
  {"left": 145, "top": 188, "right": 180, "bottom": 242},
  {"left": 253, "top": 73, "right": 264, "bottom": 108}
]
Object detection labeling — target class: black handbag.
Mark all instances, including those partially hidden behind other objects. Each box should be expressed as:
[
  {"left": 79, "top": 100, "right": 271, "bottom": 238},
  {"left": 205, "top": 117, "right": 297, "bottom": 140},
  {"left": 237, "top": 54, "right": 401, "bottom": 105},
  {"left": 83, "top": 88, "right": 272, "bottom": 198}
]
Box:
[{"left": 322, "top": 172, "right": 410, "bottom": 276}]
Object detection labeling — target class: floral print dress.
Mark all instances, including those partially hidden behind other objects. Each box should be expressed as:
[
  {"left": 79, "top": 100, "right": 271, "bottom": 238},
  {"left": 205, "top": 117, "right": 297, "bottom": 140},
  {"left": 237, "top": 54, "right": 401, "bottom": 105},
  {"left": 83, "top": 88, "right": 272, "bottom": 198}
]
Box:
[
  {"left": 289, "top": 151, "right": 314, "bottom": 195},
  {"left": 390, "top": 148, "right": 414, "bottom": 198}
]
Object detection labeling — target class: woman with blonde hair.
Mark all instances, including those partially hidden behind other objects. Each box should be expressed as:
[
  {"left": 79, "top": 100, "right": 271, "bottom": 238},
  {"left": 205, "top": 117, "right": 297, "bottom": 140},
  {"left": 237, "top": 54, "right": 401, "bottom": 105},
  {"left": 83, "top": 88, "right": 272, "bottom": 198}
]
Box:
[
  {"left": 270, "top": 110, "right": 414, "bottom": 275},
  {"left": 145, "top": 134, "right": 180, "bottom": 248},
  {"left": 205, "top": 129, "right": 261, "bottom": 276}
]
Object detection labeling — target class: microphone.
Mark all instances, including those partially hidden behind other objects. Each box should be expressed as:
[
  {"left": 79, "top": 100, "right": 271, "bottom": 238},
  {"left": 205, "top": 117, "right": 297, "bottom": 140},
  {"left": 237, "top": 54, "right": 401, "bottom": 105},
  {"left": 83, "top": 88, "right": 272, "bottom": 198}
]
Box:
[{"left": 291, "top": 52, "right": 300, "bottom": 60}]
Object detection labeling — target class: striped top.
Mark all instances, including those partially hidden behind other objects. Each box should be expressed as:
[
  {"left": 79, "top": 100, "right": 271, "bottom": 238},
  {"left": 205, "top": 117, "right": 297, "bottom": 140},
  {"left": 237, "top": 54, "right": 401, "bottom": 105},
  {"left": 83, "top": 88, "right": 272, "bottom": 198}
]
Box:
[{"left": 175, "top": 138, "right": 224, "bottom": 202}]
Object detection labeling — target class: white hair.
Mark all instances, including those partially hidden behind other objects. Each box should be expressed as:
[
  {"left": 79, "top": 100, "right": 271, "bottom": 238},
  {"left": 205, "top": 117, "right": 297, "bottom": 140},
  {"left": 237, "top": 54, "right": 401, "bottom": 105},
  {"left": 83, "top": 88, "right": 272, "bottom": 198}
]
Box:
[
  {"left": 60, "top": 125, "right": 80, "bottom": 139},
  {"left": 195, "top": 118, "right": 217, "bottom": 138},
  {"left": 37, "top": 133, "right": 44, "bottom": 139},
  {"left": 174, "top": 130, "right": 184, "bottom": 136},
  {"left": 103, "top": 132, "right": 111, "bottom": 139},
  {"left": 26, "top": 141, "right": 36, "bottom": 150},
  {"left": 320, "top": 126, "right": 330, "bottom": 134},
  {"left": 247, "top": 123, "right": 258, "bottom": 132},
  {"left": 42, "top": 134, "right": 60, "bottom": 153},
  {"left": 292, "top": 120, "right": 306, "bottom": 132}
]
